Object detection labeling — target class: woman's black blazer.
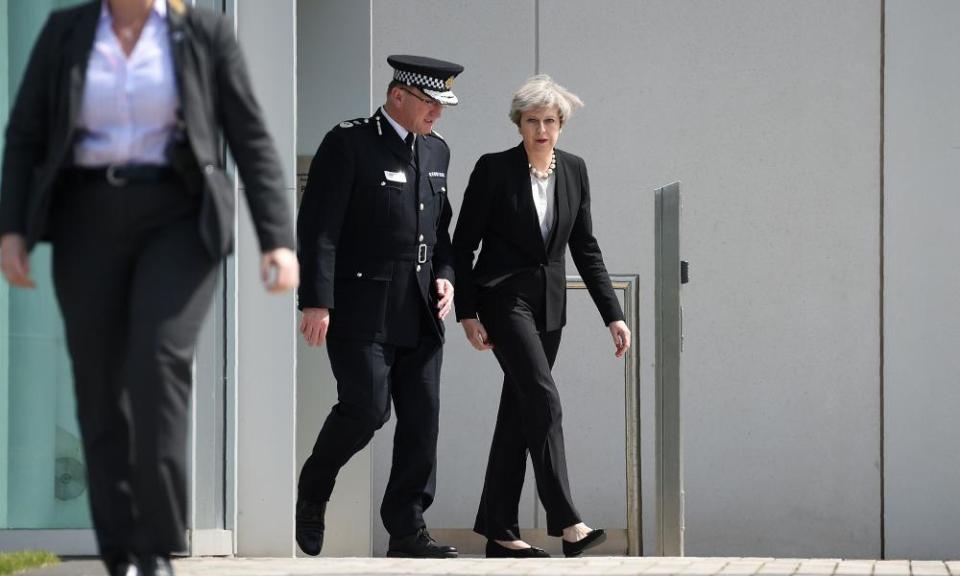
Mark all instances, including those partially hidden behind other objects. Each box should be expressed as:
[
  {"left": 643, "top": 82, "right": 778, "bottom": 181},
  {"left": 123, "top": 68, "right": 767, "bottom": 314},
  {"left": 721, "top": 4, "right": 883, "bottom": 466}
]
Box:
[
  {"left": 0, "top": 0, "right": 293, "bottom": 258},
  {"left": 453, "top": 143, "right": 624, "bottom": 332}
]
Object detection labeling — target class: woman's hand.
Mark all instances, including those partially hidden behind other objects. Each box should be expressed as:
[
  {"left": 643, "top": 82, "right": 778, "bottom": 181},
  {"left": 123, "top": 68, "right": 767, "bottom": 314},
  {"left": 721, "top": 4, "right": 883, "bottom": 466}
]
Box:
[
  {"left": 608, "top": 320, "right": 631, "bottom": 358},
  {"left": 462, "top": 318, "right": 494, "bottom": 351},
  {"left": 0, "top": 233, "right": 35, "bottom": 289},
  {"left": 300, "top": 307, "right": 330, "bottom": 347},
  {"left": 260, "top": 247, "right": 299, "bottom": 292}
]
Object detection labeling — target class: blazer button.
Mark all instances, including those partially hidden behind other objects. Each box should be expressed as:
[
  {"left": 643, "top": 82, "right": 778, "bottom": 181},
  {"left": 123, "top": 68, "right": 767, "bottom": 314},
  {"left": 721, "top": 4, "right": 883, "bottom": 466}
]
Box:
[
  {"left": 380, "top": 181, "right": 386, "bottom": 186},
  {"left": 419, "top": 203, "right": 424, "bottom": 211},
  {"left": 356, "top": 272, "right": 363, "bottom": 278},
  {"left": 418, "top": 234, "right": 424, "bottom": 241},
  {"left": 204, "top": 164, "right": 215, "bottom": 175},
  {"left": 416, "top": 265, "right": 422, "bottom": 272}
]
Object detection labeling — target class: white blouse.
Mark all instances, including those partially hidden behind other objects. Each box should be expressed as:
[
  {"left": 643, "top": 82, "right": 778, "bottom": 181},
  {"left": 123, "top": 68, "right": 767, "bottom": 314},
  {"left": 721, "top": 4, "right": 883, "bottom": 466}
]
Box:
[
  {"left": 530, "top": 172, "right": 555, "bottom": 243},
  {"left": 73, "top": 0, "right": 179, "bottom": 167}
]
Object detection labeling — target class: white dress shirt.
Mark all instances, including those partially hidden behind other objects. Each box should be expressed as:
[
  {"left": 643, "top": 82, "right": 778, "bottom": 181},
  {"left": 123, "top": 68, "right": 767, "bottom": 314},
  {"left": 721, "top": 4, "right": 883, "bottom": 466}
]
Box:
[
  {"left": 74, "top": 0, "right": 179, "bottom": 167},
  {"left": 381, "top": 107, "right": 411, "bottom": 145},
  {"left": 531, "top": 173, "right": 555, "bottom": 243}
]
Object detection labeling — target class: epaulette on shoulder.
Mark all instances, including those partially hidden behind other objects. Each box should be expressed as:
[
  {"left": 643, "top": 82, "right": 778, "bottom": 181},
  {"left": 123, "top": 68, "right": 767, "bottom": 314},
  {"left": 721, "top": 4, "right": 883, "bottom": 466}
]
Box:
[
  {"left": 333, "top": 117, "right": 372, "bottom": 131},
  {"left": 426, "top": 130, "right": 449, "bottom": 149}
]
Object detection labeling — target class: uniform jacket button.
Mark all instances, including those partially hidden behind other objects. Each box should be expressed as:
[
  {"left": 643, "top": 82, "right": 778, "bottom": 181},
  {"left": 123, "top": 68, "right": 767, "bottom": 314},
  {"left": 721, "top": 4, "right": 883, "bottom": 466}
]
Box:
[
  {"left": 419, "top": 203, "right": 424, "bottom": 211},
  {"left": 416, "top": 265, "right": 422, "bottom": 272},
  {"left": 418, "top": 234, "right": 424, "bottom": 241},
  {"left": 204, "top": 164, "right": 215, "bottom": 175},
  {"left": 356, "top": 272, "right": 363, "bottom": 278}
]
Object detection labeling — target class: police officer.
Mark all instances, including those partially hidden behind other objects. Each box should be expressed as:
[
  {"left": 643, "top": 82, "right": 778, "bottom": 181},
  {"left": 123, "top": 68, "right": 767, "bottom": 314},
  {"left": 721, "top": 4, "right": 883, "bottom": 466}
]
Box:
[{"left": 295, "top": 55, "right": 463, "bottom": 558}]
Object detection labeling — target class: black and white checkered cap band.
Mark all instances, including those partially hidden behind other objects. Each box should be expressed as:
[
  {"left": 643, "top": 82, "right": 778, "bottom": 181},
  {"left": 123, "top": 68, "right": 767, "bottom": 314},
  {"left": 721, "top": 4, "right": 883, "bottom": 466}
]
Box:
[{"left": 394, "top": 69, "right": 447, "bottom": 91}]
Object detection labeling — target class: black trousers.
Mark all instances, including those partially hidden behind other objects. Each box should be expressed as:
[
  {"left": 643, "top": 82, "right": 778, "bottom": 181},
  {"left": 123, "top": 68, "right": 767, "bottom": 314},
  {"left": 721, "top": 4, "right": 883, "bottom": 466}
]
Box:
[
  {"left": 473, "top": 271, "right": 581, "bottom": 539},
  {"left": 50, "top": 177, "right": 218, "bottom": 556},
  {"left": 298, "top": 333, "right": 443, "bottom": 537}
]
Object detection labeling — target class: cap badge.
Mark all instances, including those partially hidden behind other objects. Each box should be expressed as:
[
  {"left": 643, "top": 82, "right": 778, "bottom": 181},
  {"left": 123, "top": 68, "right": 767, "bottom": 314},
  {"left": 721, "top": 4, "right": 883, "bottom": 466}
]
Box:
[{"left": 445, "top": 76, "right": 455, "bottom": 90}]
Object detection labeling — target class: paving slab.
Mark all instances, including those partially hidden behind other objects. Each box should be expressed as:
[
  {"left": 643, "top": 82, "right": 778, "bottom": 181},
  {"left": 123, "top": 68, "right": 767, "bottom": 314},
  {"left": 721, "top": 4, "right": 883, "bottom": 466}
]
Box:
[{"left": 22, "top": 557, "right": 958, "bottom": 576}]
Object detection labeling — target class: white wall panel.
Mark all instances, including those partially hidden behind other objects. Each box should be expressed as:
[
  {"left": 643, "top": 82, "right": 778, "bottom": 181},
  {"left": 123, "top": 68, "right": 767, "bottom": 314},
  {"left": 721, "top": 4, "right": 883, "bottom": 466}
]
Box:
[
  {"left": 235, "top": 0, "right": 299, "bottom": 558},
  {"left": 541, "top": 0, "right": 881, "bottom": 557},
  {"left": 883, "top": 0, "right": 960, "bottom": 560}
]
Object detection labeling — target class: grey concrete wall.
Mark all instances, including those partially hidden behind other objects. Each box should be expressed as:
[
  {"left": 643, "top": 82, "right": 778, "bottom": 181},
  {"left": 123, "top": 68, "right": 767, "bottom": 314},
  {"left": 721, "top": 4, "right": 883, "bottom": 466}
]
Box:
[
  {"left": 234, "top": 0, "right": 299, "bottom": 557},
  {"left": 883, "top": 0, "right": 960, "bottom": 560},
  {"left": 295, "top": 0, "right": 374, "bottom": 557},
  {"left": 566, "top": 0, "right": 883, "bottom": 557}
]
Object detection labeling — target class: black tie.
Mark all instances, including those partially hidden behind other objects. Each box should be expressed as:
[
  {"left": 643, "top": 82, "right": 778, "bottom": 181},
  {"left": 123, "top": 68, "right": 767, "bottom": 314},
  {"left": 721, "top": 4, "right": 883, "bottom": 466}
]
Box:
[{"left": 404, "top": 132, "right": 415, "bottom": 149}]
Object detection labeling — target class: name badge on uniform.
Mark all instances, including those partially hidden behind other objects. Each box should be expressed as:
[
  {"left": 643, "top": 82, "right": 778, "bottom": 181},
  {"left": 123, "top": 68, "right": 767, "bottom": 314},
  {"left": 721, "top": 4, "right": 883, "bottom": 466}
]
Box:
[{"left": 384, "top": 170, "right": 407, "bottom": 183}]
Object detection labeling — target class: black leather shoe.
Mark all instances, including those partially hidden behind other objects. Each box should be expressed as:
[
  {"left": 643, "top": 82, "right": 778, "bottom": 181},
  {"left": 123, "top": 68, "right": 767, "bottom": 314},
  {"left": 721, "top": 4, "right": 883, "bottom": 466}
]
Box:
[
  {"left": 136, "top": 555, "right": 174, "bottom": 576},
  {"left": 387, "top": 527, "right": 458, "bottom": 558},
  {"left": 485, "top": 539, "right": 550, "bottom": 558},
  {"left": 562, "top": 528, "right": 607, "bottom": 557},
  {"left": 296, "top": 498, "right": 327, "bottom": 556}
]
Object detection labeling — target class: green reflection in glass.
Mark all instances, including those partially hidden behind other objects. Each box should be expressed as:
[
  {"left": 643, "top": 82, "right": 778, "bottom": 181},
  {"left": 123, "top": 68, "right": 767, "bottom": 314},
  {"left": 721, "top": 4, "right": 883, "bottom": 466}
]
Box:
[{"left": 2, "top": 0, "right": 92, "bottom": 530}]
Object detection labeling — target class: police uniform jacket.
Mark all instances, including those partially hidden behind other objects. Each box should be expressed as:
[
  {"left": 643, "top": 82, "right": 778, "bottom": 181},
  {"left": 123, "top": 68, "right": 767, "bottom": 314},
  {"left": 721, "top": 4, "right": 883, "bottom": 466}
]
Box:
[{"left": 297, "top": 109, "right": 455, "bottom": 346}]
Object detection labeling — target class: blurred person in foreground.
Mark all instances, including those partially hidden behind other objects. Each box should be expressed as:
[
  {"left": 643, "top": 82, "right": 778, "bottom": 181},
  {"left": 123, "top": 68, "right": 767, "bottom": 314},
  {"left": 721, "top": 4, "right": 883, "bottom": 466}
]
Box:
[{"left": 0, "top": 0, "right": 298, "bottom": 574}]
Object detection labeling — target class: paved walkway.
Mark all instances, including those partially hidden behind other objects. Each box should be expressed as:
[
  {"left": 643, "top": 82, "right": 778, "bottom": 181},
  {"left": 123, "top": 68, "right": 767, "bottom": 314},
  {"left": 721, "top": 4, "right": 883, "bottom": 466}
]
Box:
[{"left": 26, "top": 557, "right": 960, "bottom": 576}]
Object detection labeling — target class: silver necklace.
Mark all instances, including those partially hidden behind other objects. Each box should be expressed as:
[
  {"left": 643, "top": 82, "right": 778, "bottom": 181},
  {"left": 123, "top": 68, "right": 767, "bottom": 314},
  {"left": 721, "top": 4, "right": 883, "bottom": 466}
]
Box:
[{"left": 529, "top": 150, "right": 556, "bottom": 180}]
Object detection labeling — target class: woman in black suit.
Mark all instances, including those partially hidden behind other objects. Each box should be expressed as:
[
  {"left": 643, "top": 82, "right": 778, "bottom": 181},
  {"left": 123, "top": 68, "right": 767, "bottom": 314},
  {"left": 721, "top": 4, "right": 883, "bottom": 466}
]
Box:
[
  {"left": 453, "top": 75, "right": 631, "bottom": 558},
  {"left": 0, "top": 1, "right": 297, "bottom": 574}
]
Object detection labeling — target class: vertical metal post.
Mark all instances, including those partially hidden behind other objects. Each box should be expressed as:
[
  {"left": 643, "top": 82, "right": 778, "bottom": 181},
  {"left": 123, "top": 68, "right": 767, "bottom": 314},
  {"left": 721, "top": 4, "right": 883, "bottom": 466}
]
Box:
[{"left": 655, "top": 182, "right": 684, "bottom": 556}]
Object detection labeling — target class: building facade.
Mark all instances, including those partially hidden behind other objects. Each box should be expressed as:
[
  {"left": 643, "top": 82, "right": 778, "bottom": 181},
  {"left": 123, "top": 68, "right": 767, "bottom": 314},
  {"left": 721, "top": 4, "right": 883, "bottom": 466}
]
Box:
[{"left": 1, "top": 0, "right": 958, "bottom": 561}]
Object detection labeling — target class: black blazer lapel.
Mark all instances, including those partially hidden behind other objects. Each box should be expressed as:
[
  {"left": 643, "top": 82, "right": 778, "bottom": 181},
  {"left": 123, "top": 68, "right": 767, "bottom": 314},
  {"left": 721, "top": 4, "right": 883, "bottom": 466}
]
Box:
[
  {"left": 375, "top": 110, "right": 415, "bottom": 165},
  {"left": 545, "top": 150, "right": 571, "bottom": 255},
  {"left": 167, "top": 4, "right": 188, "bottom": 120}
]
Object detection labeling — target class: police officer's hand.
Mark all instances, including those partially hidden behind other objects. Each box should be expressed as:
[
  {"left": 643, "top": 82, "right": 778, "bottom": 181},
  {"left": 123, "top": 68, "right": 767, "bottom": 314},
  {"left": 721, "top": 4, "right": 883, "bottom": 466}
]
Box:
[
  {"left": 435, "top": 278, "right": 454, "bottom": 320},
  {"left": 260, "top": 247, "right": 299, "bottom": 292},
  {"left": 461, "top": 318, "right": 493, "bottom": 351},
  {"left": 300, "top": 307, "right": 330, "bottom": 347},
  {"left": 0, "top": 233, "right": 35, "bottom": 289},
  {"left": 608, "top": 320, "right": 631, "bottom": 358}
]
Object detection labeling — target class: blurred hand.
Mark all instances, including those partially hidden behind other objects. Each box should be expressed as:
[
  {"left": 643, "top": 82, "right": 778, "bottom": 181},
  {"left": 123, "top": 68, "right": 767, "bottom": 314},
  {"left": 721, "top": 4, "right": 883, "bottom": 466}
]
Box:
[
  {"left": 609, "top": 320, "right": 631, "bottom": 358},
  {"left": 300, "top": 307, "right": 330, "bottom": 347},
  {"left": 461, "top": 318, "right": 493, "bottom": 351},
  {"left": 260, "top": 247, "right": 299, "bottom": 292},
  {"left": 1, "top": 233, "right": 35, "bottom": 289},
  {"left": 435, "top": 278, "right": 454, "bottom": 320}
]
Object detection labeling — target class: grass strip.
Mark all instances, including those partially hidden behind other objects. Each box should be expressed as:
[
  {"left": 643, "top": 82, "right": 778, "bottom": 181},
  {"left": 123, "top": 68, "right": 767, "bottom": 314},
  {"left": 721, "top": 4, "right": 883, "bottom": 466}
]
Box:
[{"left": 0, "top": 550, "right": 60, "bottom": 575}]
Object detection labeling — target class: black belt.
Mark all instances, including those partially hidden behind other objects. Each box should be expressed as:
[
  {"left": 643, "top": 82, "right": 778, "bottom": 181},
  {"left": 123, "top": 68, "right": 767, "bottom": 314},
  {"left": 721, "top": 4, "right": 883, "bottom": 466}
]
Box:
[
  {"left": 69, "top": 165, "right": 176, "bottom": 187},
  {"left": 392, "top": 243, "right": 433, "bottom": 263}
]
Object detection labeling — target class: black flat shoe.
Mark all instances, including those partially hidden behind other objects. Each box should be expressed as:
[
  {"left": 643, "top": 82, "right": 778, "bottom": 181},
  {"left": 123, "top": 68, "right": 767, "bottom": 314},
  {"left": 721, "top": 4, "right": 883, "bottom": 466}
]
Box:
[
  {"left": 295, "top": 498, "right": 327, "bottom": 556},
  {"left": 562, "top": 528, "right": 607, "bottom": 557},
  {"left": 485, "top": 539, "right": 550, "bottom": 558}
]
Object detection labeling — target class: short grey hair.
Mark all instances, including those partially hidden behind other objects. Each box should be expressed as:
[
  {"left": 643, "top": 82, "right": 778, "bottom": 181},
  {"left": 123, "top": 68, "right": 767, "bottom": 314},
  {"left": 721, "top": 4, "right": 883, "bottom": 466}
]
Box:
[{"left": 509, "top": 74, "right": 584, "bottom": 127}]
